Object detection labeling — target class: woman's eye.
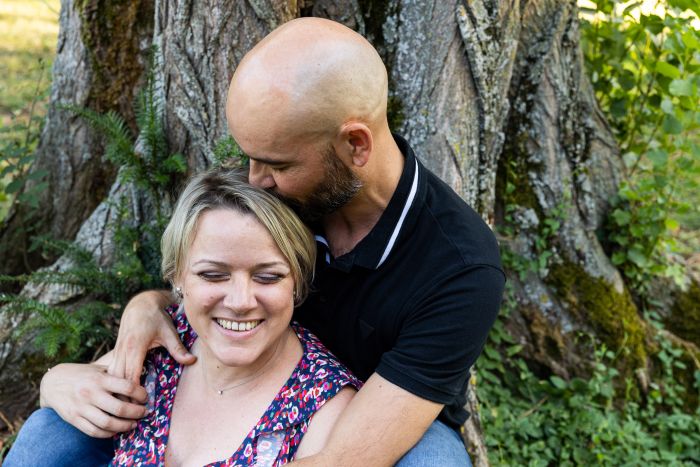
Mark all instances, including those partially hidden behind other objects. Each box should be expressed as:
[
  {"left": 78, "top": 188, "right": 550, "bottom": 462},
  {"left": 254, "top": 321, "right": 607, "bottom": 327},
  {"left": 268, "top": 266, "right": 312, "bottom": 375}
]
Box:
[
  {"left": 255, "top": 274, "right": 283, "bottom": 283},
  {"left": 198, "top": 272, "right": 228, "bottom": 281}
]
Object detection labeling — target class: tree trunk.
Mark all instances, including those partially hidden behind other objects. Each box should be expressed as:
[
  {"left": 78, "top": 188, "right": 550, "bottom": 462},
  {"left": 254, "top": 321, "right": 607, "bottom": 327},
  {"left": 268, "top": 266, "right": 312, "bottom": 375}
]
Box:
[
  {"left": 0, "top": 0, "right": 154, "bottom": 281},
  {"left": 2, "top": 1, "right": 698, "bottom": 464}
]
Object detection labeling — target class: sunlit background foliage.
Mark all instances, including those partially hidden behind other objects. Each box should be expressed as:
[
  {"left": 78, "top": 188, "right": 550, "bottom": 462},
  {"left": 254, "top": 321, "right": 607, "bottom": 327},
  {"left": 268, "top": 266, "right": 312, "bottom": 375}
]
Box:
[{"left": 480, "top": 1, "right": 700, "bottom": 465}]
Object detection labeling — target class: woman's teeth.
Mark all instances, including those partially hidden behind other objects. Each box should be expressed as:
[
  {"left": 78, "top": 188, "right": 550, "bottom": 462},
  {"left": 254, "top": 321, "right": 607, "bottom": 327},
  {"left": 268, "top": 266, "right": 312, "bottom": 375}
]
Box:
[{"left": 216, "top": 318, "right": 261, "bottom": 332}]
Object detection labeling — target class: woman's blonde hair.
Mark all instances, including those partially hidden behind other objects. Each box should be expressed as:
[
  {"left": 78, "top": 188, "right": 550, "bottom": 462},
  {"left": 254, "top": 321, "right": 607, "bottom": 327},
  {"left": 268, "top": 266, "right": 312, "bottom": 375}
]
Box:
[{"left": 161, "top": 167, "right": 316, "bottom": 304}]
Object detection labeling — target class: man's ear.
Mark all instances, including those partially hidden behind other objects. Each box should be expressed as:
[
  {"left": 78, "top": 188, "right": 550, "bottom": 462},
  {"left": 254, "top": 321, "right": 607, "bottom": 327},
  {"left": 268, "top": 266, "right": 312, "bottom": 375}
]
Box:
[{"left": 339, "top": 123, "right": 373, "bottom": 168}]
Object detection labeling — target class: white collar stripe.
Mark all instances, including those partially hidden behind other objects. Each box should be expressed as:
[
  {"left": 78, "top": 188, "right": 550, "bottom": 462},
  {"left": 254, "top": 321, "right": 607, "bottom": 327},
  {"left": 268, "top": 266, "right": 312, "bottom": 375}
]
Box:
[
  {"left": 377, "top": 159, "right": 419, "bottom": 268},
  {"left": 314, "top": 235, "right": 331, "bottom": 264}
]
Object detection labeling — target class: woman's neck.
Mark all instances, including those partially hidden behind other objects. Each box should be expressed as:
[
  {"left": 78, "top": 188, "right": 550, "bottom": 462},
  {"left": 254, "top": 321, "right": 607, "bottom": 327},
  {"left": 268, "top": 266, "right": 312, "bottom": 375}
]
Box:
[{"left": 192, "top": 326, "right": 298, "bottom": 394}]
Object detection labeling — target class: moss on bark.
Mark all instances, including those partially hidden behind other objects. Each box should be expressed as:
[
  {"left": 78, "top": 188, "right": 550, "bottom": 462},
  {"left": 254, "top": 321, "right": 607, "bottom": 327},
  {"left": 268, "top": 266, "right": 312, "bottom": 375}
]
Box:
[
  {"left": 547, "top": 259, "right": 648, "bottom": 369},
  {"left": 667, "top": 280, "right": 700, "bottom": 347},
  {"left": 75, "top": 0, "right": 154, "bottom": 123}
]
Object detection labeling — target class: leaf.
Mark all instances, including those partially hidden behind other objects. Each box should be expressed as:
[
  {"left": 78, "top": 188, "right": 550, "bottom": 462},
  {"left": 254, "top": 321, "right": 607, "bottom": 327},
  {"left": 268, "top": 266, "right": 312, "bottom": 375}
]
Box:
[
  {"left": 5, "top": 178, "right": 23, "bottom": 194},
  {"left": 656, "top": 62, "right": 681, "bottom": 79},
  {"left": 642, "top": 15, "right": 665, "bottom": 35},
  {"left": 647, "top": 149, "right": 668, "bottom": 168},
  {"left": 618, "top": 70, "right": 636, "bottom": 90},
  {"left": 613, "top": 209, "right": 632, "bottom": 225},
  {"left": 507, "top": 344, "right": 524, "bottom": 357},
  {"left": 628, "top": 247, "right": 649, "bottom": 268},
  {"left": 665, "top": 218, "right": 680, "bottom": 230},
  {"left": 0, "top": 165, "right": 19, "bottom": 178},
  {"left": 27, "top": 169, "right": 48, "bottom": 181},
  {"left": 660, "top": 98, "right": 674, "bottom": 115},
  {"left": 669, "top": 78, "right": 695, "bottom": 96},
  {"left": 550, "top": 376, "right": 567, "bottom": 390},
  {"left": 681, "top": 30, "right": 700, "bottom": 50},
  {"left": 622, "top": 1, "right": 643, "bottom": 15},
  {"left": 669, "top": 0, "right": 700, "bottom": 17},
  {"left": 663, "top": 115, "right": 683, "bottom": 134},
  {"left": 622, "top": 152, "right": 638, "bottom": 168}
]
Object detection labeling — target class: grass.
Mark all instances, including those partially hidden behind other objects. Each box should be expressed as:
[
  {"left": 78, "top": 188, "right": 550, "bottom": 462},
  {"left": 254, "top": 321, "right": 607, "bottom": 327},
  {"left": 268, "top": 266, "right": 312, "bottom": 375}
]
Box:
[
  {"left": 0, "top": 0, "right": 59, "bottom": 127},
  {"left": 0, "top": 0, "right": 60, "bottom": 220}
]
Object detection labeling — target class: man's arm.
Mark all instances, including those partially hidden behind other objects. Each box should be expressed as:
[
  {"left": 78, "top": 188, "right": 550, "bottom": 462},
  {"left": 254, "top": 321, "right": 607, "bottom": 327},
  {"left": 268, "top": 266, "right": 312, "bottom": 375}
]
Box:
[
  {"left": 291, "top": 373, "right": 443, "bottom": 466},
  {"left": 294, "top": 387, "right": 356, "bottom": 459},
  {"left": 38, "top": 289, "right": 196, "bottom": 437},
  {"left": 107, "top": 289, "right": 196, "bottom": 382},
  {"left": 39, "top": 354, "right": 148, "bottom": 438},
  {"left": 292, "top": 265, "right": 504, "bottom": 466}
]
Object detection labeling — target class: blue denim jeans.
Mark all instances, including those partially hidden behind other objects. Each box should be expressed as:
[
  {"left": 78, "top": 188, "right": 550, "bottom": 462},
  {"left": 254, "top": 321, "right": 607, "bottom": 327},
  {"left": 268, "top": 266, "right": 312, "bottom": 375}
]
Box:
[
  {"left": 4, "top": 408, "right": 113, "bottom": 467},
  {"left": 395, "top": 419, "right": 472, "bottom": 467},
  {"left": 5, "top": 408, "right": 470, "bottom": 466}
]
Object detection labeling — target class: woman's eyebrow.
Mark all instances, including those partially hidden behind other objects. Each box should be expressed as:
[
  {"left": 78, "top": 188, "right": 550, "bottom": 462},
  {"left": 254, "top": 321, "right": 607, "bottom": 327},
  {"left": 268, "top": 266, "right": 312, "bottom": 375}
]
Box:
[
  {"left": 191, "top": 259, "right": 230, "bottom": 267},
  {"left": 191, "top": 260, "right": 289, "bottom": 269},
  {"left": 255, "top": 261, "right": 290, "bottom": 269}
]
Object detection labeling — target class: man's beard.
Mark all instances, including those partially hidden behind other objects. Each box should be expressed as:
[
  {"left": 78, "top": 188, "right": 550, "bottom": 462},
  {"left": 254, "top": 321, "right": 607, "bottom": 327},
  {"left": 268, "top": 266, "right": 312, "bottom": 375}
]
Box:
[{"left": 271, "top": 145, "right": 362, "bottom": 224}]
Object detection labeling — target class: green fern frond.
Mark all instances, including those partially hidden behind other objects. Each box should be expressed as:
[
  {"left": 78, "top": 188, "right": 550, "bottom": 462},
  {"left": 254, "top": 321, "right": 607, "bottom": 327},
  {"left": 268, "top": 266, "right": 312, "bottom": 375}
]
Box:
[
  {"left": 213, "top": 136, "right": 246, "bottom": 166},
  {"left": 7, "top": 45, "right": 182, "bottom": 364},
  {"left": 60, "top": 105, "right": 136, "bottom": 166}
]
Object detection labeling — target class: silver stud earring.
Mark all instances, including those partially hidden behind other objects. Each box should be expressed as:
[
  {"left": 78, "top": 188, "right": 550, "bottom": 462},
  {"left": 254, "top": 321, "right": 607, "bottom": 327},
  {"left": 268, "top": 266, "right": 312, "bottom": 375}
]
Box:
[{"left": 175, "top": 287, "right": 183, "bottom": 300}]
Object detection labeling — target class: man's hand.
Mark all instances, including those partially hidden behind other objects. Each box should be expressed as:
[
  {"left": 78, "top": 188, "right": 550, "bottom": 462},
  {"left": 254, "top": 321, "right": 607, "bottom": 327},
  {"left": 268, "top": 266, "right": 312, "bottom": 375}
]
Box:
[
  {"left": 39, "top": 362, "right": 149, "bottom": 438},
  {"left": 290, "top": 373, "right": 443, "bottom": 466},
  {"left": 108, "top": 290, "right": 196, "bottom": 383}
]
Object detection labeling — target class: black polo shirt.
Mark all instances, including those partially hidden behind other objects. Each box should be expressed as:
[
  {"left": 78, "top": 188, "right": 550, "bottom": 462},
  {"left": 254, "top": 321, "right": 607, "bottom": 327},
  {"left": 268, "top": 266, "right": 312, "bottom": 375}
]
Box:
[{"left": 293, "top": 134, "right": 505, "bottom": 430}]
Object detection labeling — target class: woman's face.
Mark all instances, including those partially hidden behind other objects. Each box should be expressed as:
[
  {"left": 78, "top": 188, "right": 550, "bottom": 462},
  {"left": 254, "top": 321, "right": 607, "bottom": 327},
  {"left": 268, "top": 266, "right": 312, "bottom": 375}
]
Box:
[{"left": 179, "top": 208, "right": 295, "bottom": 368}]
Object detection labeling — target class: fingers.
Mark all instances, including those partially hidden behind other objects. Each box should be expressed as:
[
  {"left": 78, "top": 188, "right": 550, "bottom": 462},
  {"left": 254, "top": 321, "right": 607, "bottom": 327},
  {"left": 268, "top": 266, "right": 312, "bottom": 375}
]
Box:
[
  {"left": 123, "top": 343, "right": 148, "bottom": 384},
  {"left": 93, "top": 389, "right": 148, "bottom": 420},
  {"left": 107, "top": 348, "right": 126, "bottom": 380},
  {"left": 160, "top": 321, "right": 196, "bottom": 366},
  {"left": 74, "top": 416, "right": 117, "bottom": 438},
  {"left": 81, "top": 406, "right": 138, "bottom": 437},
  {"left": 112, "top": 291, "right": 173, "bottom": 381},
  {"left": 102, "top": 374, "right": 148, "bottom": 404}
]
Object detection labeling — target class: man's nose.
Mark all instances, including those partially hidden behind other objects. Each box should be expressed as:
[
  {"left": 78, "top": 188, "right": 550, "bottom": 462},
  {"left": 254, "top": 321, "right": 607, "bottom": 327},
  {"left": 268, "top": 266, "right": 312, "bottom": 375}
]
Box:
[
  {"left": 222, "top": 279, "right": 257, "bottom": 313},
  {"left": 248, "top": 161, "right": 275, "bottom": 189}
]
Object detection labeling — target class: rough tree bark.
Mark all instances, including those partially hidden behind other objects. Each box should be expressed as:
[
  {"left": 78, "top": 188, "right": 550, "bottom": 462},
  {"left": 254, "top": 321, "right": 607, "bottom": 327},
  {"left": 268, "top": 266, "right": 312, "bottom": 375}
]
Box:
[
  {"left": 0, "top": 0, "right": 154, "bottom": 281},
  {"left": 2, "top": 1, "right": 698, "bottom": 465}
]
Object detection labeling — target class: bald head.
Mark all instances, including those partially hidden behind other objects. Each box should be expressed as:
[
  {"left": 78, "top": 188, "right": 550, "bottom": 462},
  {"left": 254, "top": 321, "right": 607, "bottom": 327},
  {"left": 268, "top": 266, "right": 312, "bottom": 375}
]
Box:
[{"left": 226, "top": 17, "right": 389, "bottom": 150}]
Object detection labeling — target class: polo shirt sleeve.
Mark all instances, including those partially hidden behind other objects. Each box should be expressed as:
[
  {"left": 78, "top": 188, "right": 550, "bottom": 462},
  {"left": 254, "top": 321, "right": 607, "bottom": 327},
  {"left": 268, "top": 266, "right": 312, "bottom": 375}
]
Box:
[{"left": 375, "top": 264, "right": 505, "bottom": 404}]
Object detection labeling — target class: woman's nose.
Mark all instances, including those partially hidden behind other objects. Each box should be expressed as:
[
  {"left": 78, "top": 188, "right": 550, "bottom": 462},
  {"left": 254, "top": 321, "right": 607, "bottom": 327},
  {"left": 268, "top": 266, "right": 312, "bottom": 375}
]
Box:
[{"left": 222, "top": 280, "right": 257, "bottom": 312}]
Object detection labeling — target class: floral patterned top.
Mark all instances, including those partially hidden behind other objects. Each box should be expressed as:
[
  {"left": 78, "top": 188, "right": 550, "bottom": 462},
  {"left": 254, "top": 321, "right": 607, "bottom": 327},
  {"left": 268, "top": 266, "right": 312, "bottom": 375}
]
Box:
[{"left": 111, "top": 305, "right": 361, "bottom": 466}]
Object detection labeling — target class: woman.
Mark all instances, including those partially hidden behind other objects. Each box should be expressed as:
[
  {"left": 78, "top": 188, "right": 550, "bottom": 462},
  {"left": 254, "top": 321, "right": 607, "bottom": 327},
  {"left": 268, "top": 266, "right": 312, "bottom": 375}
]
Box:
[{"left": 9, "top": 168, "right": 360, "bottom": 466}]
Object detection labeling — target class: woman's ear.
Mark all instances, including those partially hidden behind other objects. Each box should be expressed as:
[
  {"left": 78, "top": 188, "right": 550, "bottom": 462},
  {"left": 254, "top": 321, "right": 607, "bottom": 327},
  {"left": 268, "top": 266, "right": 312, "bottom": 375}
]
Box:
[{"left": 339, "top": 123, "right": 373, "bottom": 168}]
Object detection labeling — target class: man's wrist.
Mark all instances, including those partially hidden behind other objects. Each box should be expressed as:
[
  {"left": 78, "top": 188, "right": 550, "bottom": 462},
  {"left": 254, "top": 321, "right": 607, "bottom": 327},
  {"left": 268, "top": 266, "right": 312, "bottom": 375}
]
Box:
[
  {"left": 127, "top": 289, "right": 172, "bottom": 312},
  {"left": 39, "top": 364, "right": 58, "bottom": 408}
]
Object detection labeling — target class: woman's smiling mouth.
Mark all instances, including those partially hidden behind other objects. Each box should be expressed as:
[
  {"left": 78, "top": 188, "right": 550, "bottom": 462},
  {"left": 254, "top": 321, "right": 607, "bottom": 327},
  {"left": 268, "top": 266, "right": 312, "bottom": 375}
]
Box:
[{"left": 215, "top": 318, "right": 263, "bottom": 332}]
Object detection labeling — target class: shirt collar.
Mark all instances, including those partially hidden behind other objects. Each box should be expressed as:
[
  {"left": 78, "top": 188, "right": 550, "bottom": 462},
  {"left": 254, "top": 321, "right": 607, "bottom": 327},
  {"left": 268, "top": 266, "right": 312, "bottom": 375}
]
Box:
[{"left": 315, "top": 134, "right": 423, "bottom": 271}]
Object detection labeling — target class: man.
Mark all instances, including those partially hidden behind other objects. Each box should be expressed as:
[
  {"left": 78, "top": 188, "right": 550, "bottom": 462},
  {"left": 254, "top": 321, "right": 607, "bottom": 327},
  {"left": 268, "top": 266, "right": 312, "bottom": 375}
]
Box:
[{"left": 7, "top": 17, "right": 504, "bottom": 466}]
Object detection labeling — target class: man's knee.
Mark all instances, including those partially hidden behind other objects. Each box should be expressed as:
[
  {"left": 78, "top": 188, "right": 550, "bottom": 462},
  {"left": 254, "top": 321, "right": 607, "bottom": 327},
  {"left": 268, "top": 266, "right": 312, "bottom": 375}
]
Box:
[
  {"left": 4, "top": 408, "right": 113, "bottom": 467},
  {"left": 395, "top": 420, "right": 472, "bottom": 467}
]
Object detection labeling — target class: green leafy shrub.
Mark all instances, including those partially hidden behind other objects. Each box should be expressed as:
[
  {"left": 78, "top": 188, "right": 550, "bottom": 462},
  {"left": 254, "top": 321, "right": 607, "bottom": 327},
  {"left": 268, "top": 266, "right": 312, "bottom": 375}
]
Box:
[
  {"left": 0, "top": 61, "right": 50, "bottom": 221},
  {"left": 580, "top": 0, "right": 700, "bottom": 292},
  {"left": 478, "top": 306, "right": 700, "bottom": 466}
]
